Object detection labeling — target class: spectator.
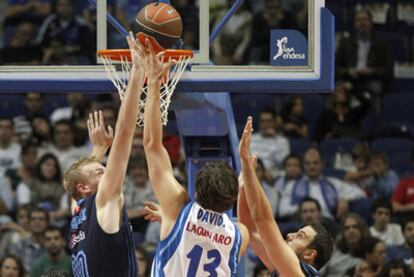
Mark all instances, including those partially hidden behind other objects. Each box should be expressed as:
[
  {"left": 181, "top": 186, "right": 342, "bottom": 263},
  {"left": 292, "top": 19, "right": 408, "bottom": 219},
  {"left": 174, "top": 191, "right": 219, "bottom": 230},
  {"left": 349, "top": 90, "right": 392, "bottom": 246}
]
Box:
[
  {"left": 8, "top": 208, "right": 48, "bottom": 272},
  {"left": 46, "top": 120, "right": 88, "bottom": 172},
  {"left": 211, "top": 0, "right": 252, "bottom": 65},
  {"left": 297, "top": 197, "right": 339, "bottom": 240},
  {"left": 8, "top": 142, "right": 38, "bottom": 194},
  {"left": 36, "top": 0, "right": 94, "bottom": 65},
  {"left": 282, "top": 148, "right": 365, "bottom": 220},
  {"left": 4, "top": 0, "right": 51, "bottom": 26},
  {"left": 368, "top": 152, "right": 399, "bottom": 199},
  {"left": 248, "top": 0, "right": 297, "bottom": 64},
  {"left": 0, "top": 254, "right": 25, "bottom": 277},
  {"left": 250, "top": 109, "right": 289, "bottom": 179},
  {"left": 13, "top": 93, "right": 44, "bottom": 143},
  {"left": 30, "top": 226, "right": 72, "bottom": 277},
  {"left": 335, "top": 9, "right": 392, "bottom": 96},
  {"left": 31, "top": 116, "right": 52, "bottom": 151},
  {"left": 0, "top": 205, "right": 31, "bottom": 255},
  {"left": 345, "top": 237, "right": 386, "bottom": 277},
  {"left": 380, "top": 260, "right": 411, "bottom": 277},
  {"left": 345, "top": 142, "right": 373, "bottom": 193},
  {"left": 321, "top": 214, "right": 369, "bottom": 277},
  {"left": 392, "top": 151, "right": 414, "bottom": 220},
  {"left": 26, "top": 153, "right": 64, "bottom": 211},
  {"left": 281, "top": 95, "right": 308, "bottom": 138},
  {"left": 0, "top": 117, "right": 21, "bottom": 177},
  {"left": 135, "top": 245, "right": 151, "bottom": 277},
  {"left": 0, "top": 22, "right": 42, "bottom": 64},
  {"left": 49, "top": 93, "right": 89, "bottom": 124},
  {"left": 314, "top": 81, "right": 370, "bottom": 141},
  {"left": 275, "top": 153, "right": 303, "bottom": 220},
  {"left": 123, "top": 159, "right": 155, "bottom": 233},
  {"left": 369, "top": 198, "right": 405, "bottom": 247},
  {"left": 386, "top": 219, "right": 414, "bottom": 270}
]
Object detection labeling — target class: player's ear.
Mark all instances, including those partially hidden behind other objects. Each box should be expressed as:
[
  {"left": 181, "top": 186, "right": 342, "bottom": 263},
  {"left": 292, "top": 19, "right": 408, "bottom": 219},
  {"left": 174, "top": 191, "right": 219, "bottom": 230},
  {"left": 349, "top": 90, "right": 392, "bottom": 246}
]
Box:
[
  {"left": 76, "top": 183, "right": 86, "bottom": 194},
  {"left": 303, "top": 248, "right": 317, "bottom": 264}
]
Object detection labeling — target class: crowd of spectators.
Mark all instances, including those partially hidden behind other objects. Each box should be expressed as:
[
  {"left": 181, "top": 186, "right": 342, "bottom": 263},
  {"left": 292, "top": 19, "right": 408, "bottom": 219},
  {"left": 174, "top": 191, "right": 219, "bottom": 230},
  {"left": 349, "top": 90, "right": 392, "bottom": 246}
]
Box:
[{"left": 0, "top": 0, "right": 414, "bottom": 277}]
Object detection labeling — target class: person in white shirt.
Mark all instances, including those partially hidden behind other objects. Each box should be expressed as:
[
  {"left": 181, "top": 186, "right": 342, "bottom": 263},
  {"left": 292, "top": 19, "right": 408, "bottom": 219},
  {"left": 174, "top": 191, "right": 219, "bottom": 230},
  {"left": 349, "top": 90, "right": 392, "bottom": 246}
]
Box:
[
  {"left": 369, "top": 198, "right": 405, "bottom": 246},
  {"left": 0, "top": 117, "right": 21, "bottom": 177},
  {"left": 250, "top": 109, "right": 289, "bottom": 179}
]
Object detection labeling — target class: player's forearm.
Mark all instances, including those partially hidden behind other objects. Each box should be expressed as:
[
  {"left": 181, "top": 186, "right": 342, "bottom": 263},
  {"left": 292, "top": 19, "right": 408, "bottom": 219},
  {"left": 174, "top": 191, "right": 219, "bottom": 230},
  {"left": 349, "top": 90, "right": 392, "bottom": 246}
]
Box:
[
  {"left": 90, "top": 146, "right": 108, "bottom": 161},
  {"left": 143, "top": 79, "right": 163, "bottom": 149},
  {"left": 241, "top": 158, "right": 274, "bottom": 222}
]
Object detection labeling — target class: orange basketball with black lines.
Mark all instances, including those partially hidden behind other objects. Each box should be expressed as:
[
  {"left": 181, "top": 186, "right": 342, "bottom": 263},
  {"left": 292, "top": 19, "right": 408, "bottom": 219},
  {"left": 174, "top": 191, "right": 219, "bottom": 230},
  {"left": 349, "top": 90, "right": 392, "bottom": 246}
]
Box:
[{"left": 135, "top": 2, "right": 183, "bottom": 52}]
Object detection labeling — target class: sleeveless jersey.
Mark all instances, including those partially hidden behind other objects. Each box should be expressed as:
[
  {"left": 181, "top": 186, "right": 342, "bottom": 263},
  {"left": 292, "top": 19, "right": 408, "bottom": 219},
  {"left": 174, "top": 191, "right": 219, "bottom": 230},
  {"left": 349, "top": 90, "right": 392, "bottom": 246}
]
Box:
[
  {"left": 271, "top": 260, "right": 319, "bottom": 277},
  {"left": 151, "top": 201, "right": 242, "bottom": 277},
  {"left": 70, "top": 195, "right": 137, "bottom": 277}
]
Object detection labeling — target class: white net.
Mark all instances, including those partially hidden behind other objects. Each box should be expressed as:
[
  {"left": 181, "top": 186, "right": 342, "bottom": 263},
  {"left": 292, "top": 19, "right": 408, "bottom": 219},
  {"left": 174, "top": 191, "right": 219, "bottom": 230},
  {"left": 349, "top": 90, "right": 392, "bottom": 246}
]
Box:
[{"left": 100, "top": 51, "right": 191, "bottom": 126}]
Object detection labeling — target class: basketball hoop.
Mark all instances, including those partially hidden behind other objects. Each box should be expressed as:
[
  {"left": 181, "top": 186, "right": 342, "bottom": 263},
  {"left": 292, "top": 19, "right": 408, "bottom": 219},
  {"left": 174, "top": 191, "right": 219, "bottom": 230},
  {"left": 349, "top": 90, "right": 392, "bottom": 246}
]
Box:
[{"left": 97, "top": 49, "right": 193, "bottom": 126}]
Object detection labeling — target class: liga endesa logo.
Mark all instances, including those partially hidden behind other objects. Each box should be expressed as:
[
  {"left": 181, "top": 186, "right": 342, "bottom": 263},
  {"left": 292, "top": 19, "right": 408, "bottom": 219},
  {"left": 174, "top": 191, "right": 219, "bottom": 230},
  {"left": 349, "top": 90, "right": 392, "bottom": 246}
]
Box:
[
  {"left": 273, "top": 36, "right": 306, "bottom": 60},
  {"left": 270, "top": 30, "right": 308, "bottom": 66}
]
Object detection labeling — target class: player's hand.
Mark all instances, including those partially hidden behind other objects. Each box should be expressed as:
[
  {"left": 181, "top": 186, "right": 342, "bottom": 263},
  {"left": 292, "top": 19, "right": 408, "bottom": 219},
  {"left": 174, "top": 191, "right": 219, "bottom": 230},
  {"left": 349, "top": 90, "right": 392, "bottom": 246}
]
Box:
[
  {"left": 239, "top": 116, "right": 253, "bottom": 160},
  {"left": 143, "top": 201, "right": 162, "bottom": 223},
  {"left": 88, "top": 110, "right": 114, "bottom": 151},
  {"left": 142, "top": 38, "right": 172, "bottom": 84},
  {"left": 127, "top": 32, "right": 145, "bottom": 80}
]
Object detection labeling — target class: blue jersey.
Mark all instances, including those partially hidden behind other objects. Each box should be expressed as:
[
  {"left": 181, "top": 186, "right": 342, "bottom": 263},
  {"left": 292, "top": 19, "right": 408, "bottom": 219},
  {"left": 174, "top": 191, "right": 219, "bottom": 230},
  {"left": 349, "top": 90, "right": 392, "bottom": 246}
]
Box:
[
  {"left": 151, "top": 202, "right": 242, "bottom": 277},
  {"left": 70, "top": 195, "right": 137, "bottom": 277},
  {"left": 271, "top": 261, "right": 319, "bottom": 277}
]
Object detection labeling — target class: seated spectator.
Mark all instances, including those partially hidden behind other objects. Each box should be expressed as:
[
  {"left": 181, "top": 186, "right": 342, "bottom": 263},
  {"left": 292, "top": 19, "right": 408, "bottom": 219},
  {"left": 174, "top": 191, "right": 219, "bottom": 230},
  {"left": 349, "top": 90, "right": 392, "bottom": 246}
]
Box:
[
  {"left": 123, "top": 159, "right": 155, "bottom": 233},
  {"left": 49, "top": 93, "right": 90, "bottom": 124},
  {"left": 0, "top": 254, "right": 25, "bottom": 277},
  {"left": 321, "top": 214, "right": 369, "bottom": 277},
  {"left": 335, "top": 9, "right": 392, "bottom": 96},
  {"left": 31, "top": 116, "right": 53, "bottom": 151},
  {"left": 0, "top": 117, "right": 21, "bottom": 177},
  {"left": 27, "top": 153, "right": 64, "bottom": 212},
  {"left": 386, "top": 218, "right": 414, "bottom": 269},
  {"left": 8, "top": 208, "right": 48, "bottom": 272},
  {"left": 345, "top": 237, "right": 386, "bottom": 277},
  {"left": 251, "top": 109, "right": 289, "bottom": 179},
  {"left": 248, "top": 0, "right": 297, "bottom": 64},
  {"left": 211, "top": 0, "right": 252, "bottom": 65},
  {"left": 380, "top": 260, "right": 411, "bottom": 277},
  {"left": 392, "top": 151, "right": 414, "bottom": 221},
  {"left": 13, "top": 93, "right": 44, "bottom": 143},
  {"left": 367, "top": 152, "right": 399, "bottom": 199},
  {"left": 275, "top": 153, "right": 303, "bottom": 220},
  {"left": 369, "top": 198, "right": 405, "bottom": 247},
  {"left": 4, "top": 0, "right": 51, "bottom": 26},
  {"left": 281, "top": 148, "right": 365, "bottom": 220},
  {"left": 36, "top": 0, "right": 94, "bottom": 65},
  {"left": 345, "top": 142, "right": 373, "bottom": 193},
  {"left": 297, "top": 197, "right": 339, "bottom": 240},
  {"left": 281, "top": 95, "right": 308, "bottom": 138},
  {"left": 314, "top": 81, "right": 370, "bottom": 141},
  {"left": 30, "top": 226, "right": 71, "bottom": 277},
  {"left": 135, "top": 245, "right": 151, "bottom": 277},
  {"left": 0, "top": 22, "right": 42, "bottom": 64}
]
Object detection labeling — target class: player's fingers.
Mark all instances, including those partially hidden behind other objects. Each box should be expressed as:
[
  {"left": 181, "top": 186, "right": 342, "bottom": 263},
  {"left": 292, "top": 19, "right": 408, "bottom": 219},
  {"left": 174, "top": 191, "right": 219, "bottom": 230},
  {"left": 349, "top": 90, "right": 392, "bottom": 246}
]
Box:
[
  {"left": 94, "top": 111, "right": 99, "bottom": 129},
  {"left": 88, "top": 113, "right": 94, "bottom": 130},
  {"left": 107, "top": 125, "right": 114, "bottom": 138},
  {"left": 99, "top": 110, "right": 104, "bottom": 127}
]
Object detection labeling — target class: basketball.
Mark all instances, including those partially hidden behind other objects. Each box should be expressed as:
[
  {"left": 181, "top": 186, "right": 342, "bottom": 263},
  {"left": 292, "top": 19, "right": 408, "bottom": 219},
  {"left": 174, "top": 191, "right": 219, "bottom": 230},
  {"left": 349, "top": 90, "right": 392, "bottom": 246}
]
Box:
[{"left": 135, "top": 2, "right": 183, "bottom": 52}]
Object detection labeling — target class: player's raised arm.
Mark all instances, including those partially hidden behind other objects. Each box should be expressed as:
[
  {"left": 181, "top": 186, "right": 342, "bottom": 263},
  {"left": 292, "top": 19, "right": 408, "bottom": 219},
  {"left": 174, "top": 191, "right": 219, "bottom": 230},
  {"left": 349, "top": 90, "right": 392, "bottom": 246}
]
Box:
[
  {"left": 142, "top": 40, "right": 188, "bottom": 220},
  {"left": 96, "top": 33, "right": 145, "bottom": 206},
  {"left": 239, "top": 117, "right": 304, "bottom": 277}
]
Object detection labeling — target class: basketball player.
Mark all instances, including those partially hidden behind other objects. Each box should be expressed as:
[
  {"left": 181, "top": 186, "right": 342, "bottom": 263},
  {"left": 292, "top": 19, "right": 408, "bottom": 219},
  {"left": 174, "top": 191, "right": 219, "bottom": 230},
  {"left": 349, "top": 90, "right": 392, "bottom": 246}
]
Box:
[
  {"left": 141, "top": 40, "right": 249, "bottom": 276},
  {"left": 238, "top": 117, "right": 334, "bottom": 277},
  {"left": 63, "top": 33, "right": 149, "bottom": 277}
]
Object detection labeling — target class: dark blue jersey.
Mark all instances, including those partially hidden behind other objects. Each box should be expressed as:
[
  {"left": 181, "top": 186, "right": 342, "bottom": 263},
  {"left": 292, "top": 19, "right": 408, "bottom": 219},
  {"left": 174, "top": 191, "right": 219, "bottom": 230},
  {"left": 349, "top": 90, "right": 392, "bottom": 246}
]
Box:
[
  {"left": 70, "top": 195, "right": 137, "bottom": 277},
  {"left": 271, "top": 260, "right": 319, "bottom": 277}
]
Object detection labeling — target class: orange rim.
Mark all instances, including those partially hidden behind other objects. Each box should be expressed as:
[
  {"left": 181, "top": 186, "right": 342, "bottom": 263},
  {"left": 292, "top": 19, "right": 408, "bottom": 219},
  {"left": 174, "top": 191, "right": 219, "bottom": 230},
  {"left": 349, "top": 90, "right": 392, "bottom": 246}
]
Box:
[{"left": 97, "top": 49, "right": 193, "bottom": 62}]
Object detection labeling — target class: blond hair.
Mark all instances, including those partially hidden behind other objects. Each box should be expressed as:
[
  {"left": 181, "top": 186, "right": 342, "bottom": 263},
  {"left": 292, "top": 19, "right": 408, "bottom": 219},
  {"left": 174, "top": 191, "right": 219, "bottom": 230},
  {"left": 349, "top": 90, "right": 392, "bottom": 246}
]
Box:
[{"left": 63, "top": 156, "right": 100, "bottom": 199}]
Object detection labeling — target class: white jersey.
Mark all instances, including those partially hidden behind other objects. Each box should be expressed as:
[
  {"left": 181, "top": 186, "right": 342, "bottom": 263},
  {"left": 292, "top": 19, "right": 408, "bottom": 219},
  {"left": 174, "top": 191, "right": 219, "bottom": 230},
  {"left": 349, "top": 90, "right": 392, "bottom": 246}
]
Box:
[{"left": 151, "top": 201, "right": 242, "bottom": 277}]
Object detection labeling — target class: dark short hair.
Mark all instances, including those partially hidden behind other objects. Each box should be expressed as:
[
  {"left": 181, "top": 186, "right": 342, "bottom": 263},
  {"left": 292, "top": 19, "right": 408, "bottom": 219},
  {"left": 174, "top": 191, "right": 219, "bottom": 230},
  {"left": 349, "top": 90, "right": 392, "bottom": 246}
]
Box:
[
  {"left": 283, "top": 153, "right": 302, "bottom": 168},
  {"left": 363, "top": 236, "right": 383, "bottom": 256},
  {"left": 369, "top": 152, "right": 389, "bottom": 165},
  {"left": 300, "top": 197, "right": 321, "bottom": 212},
  {"left": 30, "top": 207, "right": 50, "bottom": 222},
  {"left": 402, "top": 218, "right": 414, "bottom": 232},
  {"left": 0, "top": 255, "right": 25, "bottom": 277},
  {"left": 371, "top": 197, "right": 393, "bottom": 214},
  {"left": 380, "top": 260, "right": 410, "bottom": 277},
  {"left": 308, "top": 223, "right": 334, "bottom": 270},
  {"left": 127, "top": 158, "right": 148, "bottom": 173},
  {"left": 259, "top": 108, "right": 277, "bottom": 119},
  {"left": 44, "top": 226, "right": 64, "bottom": 237},
  {"left": 195, "top": 161, "right": 238, "bottom": 213},
  {"left": 304, "top": 147, "right": 324, "bottom": 162},
  {"left": 356, "top": 8, "right": 373, "bottom": 23}
]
